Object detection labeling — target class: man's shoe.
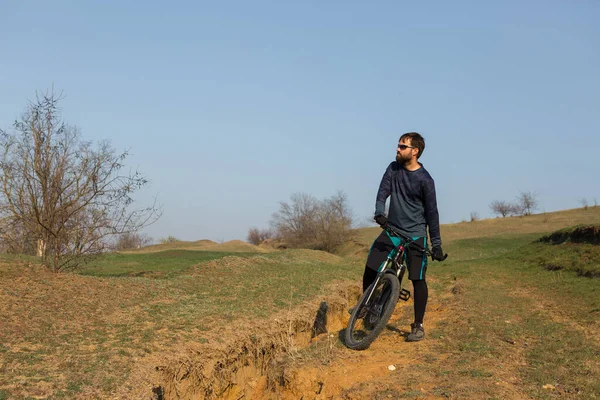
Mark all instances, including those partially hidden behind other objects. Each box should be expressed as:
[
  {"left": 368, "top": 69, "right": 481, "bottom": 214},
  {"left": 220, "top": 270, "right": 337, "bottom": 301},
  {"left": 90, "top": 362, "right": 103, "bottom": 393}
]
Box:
[{"left": 406, "top": 322, "right": 425, "bottom": 342}]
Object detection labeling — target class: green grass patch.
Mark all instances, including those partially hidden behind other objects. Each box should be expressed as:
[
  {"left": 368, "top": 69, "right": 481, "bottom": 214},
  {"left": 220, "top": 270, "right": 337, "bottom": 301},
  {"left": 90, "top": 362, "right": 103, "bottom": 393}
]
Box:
[
  {"left": 523, "top": 241, "right": 600, "bottom": 278},
  {"left": 443, "top": 232, "right": 543, "bottom": 263},
  {"left": 431, "top": 232, "right": 600, "bottom": 398},
  {"left": 78, "top": 250, "right": 256, "bottom": 277}
]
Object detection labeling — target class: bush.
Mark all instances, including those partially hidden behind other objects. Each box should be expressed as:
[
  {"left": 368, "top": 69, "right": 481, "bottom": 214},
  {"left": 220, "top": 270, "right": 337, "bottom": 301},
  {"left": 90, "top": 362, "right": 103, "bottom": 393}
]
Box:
[
  {"left": 114, "top": 233, "right": 153, "bottom": 250},
  {"left": 270, "top": 191, "right": 353, "bottom": 252},
  {"left": 159, "top": 236, "right": 180, "bottom": 244},
  {"left": 247, "top": 228, "right": 273, "bottom": 245},
  {"left": 470, "top": 212, "right": 479, "bottom": 222}
]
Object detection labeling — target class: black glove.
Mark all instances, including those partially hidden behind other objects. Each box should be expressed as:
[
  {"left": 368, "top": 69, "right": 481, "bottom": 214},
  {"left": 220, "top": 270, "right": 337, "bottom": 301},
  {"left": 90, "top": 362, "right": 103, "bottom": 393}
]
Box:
[
  {"left": 431, "top": 246, "right": 446, "bottom": 261},
  {"left": 374, "top": 214, "right": 388, "bottom": 228}
]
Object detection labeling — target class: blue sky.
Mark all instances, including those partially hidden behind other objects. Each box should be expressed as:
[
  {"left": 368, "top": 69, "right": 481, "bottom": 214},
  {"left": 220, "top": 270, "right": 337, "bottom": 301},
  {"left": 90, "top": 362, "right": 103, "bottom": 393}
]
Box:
[{"left": 1, "top": 1, "right": 599, "bottom": 242}]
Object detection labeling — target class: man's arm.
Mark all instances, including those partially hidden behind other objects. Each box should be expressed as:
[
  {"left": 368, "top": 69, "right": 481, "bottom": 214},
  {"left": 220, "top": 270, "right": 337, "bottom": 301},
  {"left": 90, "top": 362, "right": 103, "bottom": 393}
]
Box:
[
  {"left": 423, "top": 177, "right": 442, "bottom": 247},
  {"left": 375, "top": 163, "right": 393, "bottom": 216}
]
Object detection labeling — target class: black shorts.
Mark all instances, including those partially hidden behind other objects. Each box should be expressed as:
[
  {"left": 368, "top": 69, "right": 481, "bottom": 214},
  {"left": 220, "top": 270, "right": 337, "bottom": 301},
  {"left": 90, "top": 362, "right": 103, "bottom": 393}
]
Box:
[{"left": 365, "top": 230, "right": 428, "bottom": 281}]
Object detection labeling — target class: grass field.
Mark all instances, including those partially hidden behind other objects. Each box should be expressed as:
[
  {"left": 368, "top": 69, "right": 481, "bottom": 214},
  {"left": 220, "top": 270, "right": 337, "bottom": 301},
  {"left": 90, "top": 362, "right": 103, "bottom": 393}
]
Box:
[
  {"left": 78, "top": 250, "right": 257, "bottom": 277},
  {"left": 428, "top": 231, "right": 600, "bottom": 399},
  {"left": 1, "top": 206, "right": 599, "bottom": 399},
  {"left": 0, "top": 248, "right": 358, "bottom": 399}
]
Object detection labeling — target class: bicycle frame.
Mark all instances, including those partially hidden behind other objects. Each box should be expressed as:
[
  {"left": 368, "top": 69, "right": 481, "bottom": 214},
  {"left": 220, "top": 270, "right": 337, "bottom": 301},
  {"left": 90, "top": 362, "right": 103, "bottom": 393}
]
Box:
[{"left": 362, "top": 226, "right": 425, "bottom": 310}]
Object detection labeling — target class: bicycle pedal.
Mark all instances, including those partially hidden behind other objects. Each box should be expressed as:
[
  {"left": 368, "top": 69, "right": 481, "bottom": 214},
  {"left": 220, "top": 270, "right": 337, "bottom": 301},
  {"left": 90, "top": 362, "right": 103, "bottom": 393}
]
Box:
[{"left": 399, "top": 289, "right": 411, "bottom": 301}]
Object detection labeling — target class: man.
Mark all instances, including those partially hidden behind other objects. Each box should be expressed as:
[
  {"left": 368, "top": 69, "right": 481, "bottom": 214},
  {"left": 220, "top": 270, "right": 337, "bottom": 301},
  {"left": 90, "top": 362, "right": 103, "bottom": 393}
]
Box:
[{"left": 365, "top": 132, "right": 446, "bottom": 342}]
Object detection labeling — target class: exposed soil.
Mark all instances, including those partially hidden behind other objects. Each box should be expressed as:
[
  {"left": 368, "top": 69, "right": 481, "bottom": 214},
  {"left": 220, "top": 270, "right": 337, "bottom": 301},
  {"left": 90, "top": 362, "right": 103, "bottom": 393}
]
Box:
[{"left": 143, "top": 278, "right": 531, "bottom": 400}]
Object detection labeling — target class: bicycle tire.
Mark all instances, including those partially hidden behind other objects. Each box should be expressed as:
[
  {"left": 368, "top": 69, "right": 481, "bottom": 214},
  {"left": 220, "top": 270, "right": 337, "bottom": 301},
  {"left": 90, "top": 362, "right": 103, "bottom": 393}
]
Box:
[{"left": 344, "top": 273, "right": 400, "bottom": 350}]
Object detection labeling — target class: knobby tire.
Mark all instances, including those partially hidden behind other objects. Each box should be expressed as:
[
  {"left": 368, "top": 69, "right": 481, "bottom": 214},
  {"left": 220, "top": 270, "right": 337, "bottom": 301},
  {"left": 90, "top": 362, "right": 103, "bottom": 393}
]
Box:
[{"left": 344, "top": 273, "right": 399, "bottom": 350}]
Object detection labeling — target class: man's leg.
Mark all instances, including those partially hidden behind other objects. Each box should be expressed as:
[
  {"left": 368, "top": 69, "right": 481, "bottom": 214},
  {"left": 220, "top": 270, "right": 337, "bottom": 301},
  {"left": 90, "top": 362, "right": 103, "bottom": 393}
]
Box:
[
  {"left": 406, "top": 237, "right": 428, "bottom": 342},
  {"left": 406, "top": 279, "right": 427, "bottom": 342},
  {"left": 412, "top": 279, "right": 428, "bottom": 324},
  {"left": 362, "top": 230, "right": 395, "bottom": 291},
  {"left": 362, "top": 267, "right": 378, "bottom": 292}
]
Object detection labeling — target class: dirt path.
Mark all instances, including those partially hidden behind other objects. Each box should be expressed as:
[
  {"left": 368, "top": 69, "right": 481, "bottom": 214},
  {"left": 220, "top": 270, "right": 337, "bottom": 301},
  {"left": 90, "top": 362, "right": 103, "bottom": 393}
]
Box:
[
  {"left": 272, "top": 299, "right": 453, "bottom": 399},
  {"left": 248, "top": 283, "right": 533, "bottom": 400},
  {"left": 249, "top": 270, "right": 600, "bottom": 399}
]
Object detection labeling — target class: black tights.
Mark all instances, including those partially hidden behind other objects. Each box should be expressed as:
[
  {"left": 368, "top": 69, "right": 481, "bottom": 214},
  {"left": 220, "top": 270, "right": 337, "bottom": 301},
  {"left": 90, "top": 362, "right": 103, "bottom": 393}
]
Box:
[
  {"left": 412, "top": 279, "right": 428, "bottom": 324},
  {"left": 362, "top": 268, "right": 428, "bottom": 325}
]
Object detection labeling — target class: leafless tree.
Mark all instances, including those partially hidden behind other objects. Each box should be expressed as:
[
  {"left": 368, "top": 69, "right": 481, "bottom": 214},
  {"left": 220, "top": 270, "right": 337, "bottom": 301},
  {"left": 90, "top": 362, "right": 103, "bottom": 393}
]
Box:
[
  {"left": 270, "top": 191, "right": 353, "bottom": 252},
  {"left": 516, "top": 191, "right": 538, "bottom": 215},
  {"left": 314, "top": 191, "right": 353, "bottom": 252},
  {"left": 271, "top": 192, "right": 319, "bottom": 248},
  {"left": 0, "top": 220, "right": 36, "bottom": 254},
  {"left": 247, "top": 227, "right": 273, "bottom": 245},
  {"left": 509, "top": 203, "right": 525, "bottom": 217},
  {"left": 470, "top": 212, "right": 479, "bottom": 222},
  {"left": 0, "top": 90, "right": 161, "bottom": 271},
  {"left": 113, "top": 232, "right": 153, "bottom": 250},
  {"left": 490, "top": 200, "right": 513, "bottom": 218},
  {"left": 580, "top": 198, "right": 589, "bottom": 210}
]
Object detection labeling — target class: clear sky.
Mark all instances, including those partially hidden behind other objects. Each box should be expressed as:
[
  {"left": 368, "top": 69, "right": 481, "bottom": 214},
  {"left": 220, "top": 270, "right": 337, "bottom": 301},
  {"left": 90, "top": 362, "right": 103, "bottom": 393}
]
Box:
[{"left": 1, "top": 1, "right": 599, "bottom": 242}]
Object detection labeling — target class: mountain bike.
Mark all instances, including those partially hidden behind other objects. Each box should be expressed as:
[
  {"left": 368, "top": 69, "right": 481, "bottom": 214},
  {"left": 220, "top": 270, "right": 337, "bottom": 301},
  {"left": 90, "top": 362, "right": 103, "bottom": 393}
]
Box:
[{"left": 344, "top": 225, "right": 445, "bottom": 350}]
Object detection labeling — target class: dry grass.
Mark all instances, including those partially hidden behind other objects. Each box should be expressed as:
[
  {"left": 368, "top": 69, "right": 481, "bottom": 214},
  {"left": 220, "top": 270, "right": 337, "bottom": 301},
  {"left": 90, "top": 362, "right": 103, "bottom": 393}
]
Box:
[{"left": 122, "top": 239, "right": 272, "bottom": 254}]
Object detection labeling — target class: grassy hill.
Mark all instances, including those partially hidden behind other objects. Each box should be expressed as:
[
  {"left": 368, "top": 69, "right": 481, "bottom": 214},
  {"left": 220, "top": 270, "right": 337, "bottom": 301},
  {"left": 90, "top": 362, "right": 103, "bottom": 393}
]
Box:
[
  {"left": 0, "top": 206, "right": 599, "bottom": 399},
  {"left": 121, "top": 238, "right": 272, "bottom": 254}
]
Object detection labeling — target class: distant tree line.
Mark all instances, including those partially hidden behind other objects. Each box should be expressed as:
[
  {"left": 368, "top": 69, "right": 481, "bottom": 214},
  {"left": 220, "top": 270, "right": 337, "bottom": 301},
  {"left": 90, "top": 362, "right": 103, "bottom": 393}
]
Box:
[
  {"left": 489, "top": 191, "right": 538, "bottom": 218},
  {"left": 247, "top": 191, "right": 353, "bottom": 253}
]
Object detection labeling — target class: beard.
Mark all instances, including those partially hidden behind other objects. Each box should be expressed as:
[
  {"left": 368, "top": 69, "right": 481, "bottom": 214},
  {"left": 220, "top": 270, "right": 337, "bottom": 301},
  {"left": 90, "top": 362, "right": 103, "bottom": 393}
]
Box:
[{"left": 396, "top": 153, "right": 409, "bottom": 164}]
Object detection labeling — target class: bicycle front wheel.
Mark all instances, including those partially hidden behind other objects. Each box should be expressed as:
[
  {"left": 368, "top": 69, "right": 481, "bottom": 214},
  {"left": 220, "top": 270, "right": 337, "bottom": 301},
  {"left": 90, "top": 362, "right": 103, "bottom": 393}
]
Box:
[{"left": 344, "top": 273, "right": 399, "bottom": 350}]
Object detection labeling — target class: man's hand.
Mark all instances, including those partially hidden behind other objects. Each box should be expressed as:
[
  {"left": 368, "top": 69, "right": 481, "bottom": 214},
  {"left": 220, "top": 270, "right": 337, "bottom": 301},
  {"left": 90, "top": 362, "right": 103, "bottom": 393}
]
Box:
[
  {"left": 431, "top": 246, "right": 446, "bottom": 261},
  {"left": 374, "top": 214, "right": 388, "bottom": 228}
]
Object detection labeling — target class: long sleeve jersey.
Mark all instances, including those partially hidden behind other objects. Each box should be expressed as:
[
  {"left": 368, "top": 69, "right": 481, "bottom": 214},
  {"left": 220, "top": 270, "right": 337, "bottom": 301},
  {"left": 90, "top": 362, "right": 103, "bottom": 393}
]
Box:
[{"left": 375, "top": 161, "right": 442, "bottom": 247}]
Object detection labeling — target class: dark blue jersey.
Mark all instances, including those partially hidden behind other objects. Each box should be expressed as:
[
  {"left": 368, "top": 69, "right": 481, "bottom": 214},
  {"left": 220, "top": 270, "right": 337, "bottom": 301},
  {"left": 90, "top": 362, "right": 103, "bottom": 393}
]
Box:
[{"left": 375, "top": 161, "right": 442, "bottom": 247}]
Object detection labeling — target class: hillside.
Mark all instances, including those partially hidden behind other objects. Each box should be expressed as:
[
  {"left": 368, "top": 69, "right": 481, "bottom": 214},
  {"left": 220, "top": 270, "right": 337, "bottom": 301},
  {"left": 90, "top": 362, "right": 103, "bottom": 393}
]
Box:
[
  {"left": 121, "top": 238, "right": 272, "bottom": 254},
  {"left": 1, "top": 206, "right": 599, "bottom": 399},
  {"left": 153, "top": 206, "right": 600, "bottom": 399}
]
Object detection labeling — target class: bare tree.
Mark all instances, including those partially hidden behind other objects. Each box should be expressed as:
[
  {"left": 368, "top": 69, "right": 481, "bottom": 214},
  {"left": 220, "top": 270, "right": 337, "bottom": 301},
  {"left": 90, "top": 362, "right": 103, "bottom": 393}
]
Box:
[
  {"left": 0, "top": 90, "right": 161, "bottom": 271},
  {"left": 270, "top": 191, "right": 353, "bottom": 252},
  {"left": 0, "top": 220, "right": 36, "bottom": 255},
  {"left": 271, "top": 193, "right": 319, "bottom": 248},
  {"left": 314, "top": 191, "right": 353, "bottom": 252},
  {"left": 509, "top": 202, "right": 525, "bottom": 217},
  {"left": 489, "top": 200, "right": 513, "bottom": 218},
  {"left": 113, "top": 232, "right": 153, "bottom": 250},
  {"left": 580, "top": 198, "right": 589, "bottom": 210},
  {"left": 470, "top": 212, "right": 479, "bottom": 222},
  {"left": 516, "top": 191, "right": 538, "bottom": 215},
  {"left": 247, "top": 227, "right": 273, "bottom": 245}
]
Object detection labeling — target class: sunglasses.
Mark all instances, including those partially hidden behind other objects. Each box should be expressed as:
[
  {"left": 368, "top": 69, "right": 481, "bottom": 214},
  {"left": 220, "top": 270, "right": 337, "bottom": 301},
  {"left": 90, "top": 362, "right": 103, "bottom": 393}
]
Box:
[{"left": 397, "top": 144, "right": 415, "bottom": 150}]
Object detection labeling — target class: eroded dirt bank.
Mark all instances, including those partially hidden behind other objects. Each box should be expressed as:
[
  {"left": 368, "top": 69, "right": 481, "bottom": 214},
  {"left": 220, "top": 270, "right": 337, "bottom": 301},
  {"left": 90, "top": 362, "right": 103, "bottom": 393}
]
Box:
[
  {"left": 139, "top": 277, "right": 472, "bottom": 400},
  {"left": 138, "top": 281, "right": 362, "bottom": 399}
]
